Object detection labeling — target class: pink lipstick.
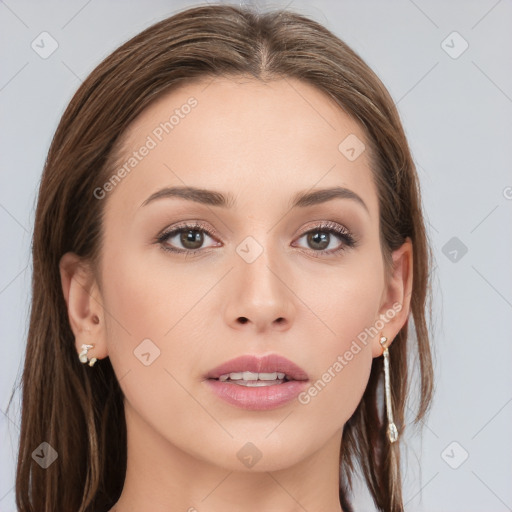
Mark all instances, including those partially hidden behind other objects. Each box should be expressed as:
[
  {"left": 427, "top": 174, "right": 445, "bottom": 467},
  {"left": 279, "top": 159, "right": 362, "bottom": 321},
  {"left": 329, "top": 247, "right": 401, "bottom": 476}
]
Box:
[{"left": 204, "top": 353, "right": 309, "bottom": 410}]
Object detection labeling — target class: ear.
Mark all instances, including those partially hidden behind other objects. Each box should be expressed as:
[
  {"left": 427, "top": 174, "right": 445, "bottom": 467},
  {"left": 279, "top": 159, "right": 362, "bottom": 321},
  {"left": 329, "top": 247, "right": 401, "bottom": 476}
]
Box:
[
  {"left": 371, "top": 237, "right": 413, "bottom": 358},
  {"left": 59, "top": 252, "right": 108, "bottom": 362}
]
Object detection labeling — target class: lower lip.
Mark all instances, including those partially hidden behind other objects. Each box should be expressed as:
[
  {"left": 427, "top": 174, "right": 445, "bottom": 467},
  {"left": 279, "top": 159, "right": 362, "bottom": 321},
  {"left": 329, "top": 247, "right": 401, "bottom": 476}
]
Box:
[{"left": 205, "top": 379, "right": 309, "bottom": 410}]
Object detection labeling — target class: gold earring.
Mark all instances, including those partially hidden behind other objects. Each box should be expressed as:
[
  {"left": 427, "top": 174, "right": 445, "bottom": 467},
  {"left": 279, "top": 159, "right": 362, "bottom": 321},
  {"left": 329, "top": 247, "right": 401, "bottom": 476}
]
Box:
[
  {"left": 79, "top": 344, "right": 98, "bottom": 367},
  {"left": 380, "top": 335, "right": 398, "bottom": 443}
]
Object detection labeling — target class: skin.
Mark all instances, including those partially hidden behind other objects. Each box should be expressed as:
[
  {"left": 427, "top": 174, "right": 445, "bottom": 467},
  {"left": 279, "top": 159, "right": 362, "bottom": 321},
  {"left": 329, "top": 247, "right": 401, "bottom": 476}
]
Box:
[{"left": 60, "top": 76, "right": 413, "bottom": 512}]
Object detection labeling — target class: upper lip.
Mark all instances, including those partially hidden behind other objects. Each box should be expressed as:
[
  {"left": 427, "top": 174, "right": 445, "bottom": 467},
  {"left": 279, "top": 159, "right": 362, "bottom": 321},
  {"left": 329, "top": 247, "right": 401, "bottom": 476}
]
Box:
[{"left": 206, "top": 353, "right": 309, "bottom": 381}]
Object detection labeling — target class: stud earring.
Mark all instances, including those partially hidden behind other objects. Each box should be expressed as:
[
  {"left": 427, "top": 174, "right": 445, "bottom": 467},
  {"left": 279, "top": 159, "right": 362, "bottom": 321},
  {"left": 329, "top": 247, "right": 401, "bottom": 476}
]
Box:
[
  {"left": 380, "top": 335, "right": 398, "bottom": 443},
  {"left": 79, "top": 344, "right": 98, "bottom": 367}
]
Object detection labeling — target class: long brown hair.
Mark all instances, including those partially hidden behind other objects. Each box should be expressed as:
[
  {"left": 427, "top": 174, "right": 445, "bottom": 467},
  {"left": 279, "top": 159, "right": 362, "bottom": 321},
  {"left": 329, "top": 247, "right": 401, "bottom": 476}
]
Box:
[{"left": 11, "top": 4, "right": 434, "bottom": 511}]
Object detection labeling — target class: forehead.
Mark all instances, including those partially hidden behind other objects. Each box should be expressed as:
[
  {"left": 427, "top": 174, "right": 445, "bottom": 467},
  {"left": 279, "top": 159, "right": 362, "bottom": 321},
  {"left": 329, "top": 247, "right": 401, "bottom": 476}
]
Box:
[{"left": 103, "top": 76, "right": 378, "bottom": 218}]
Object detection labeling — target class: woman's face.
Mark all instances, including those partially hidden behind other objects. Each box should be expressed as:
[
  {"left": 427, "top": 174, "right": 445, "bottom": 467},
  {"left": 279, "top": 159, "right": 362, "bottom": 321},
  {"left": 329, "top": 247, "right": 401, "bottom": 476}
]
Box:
[{"left": 84, "top": 76, "right": 409, "bottom": 471}]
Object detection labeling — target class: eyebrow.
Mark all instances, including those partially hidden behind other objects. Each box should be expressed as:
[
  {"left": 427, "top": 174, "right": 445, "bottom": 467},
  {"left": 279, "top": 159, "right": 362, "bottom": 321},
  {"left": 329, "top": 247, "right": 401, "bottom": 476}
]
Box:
[{"left": 141, "top": 185, "right": 369, "bottom": 213}]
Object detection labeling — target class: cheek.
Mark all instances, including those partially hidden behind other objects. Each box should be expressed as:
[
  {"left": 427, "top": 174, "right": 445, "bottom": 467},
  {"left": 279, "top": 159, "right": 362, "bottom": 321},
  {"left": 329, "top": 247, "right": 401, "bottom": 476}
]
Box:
[
  {"left": 294, "top": 254, "right": 384, "bottom": 421},
  {"left": 101, "top": 240, "right": 214, "bottom": 340},
  {"left": 98, "top": 247, "right": 212, "bottom": 432},
  {"left": 299, "top": 247, "right": 384, "bottom": 347},
  {"left": 295, "top": 294, "right": 376, "bottom": 429},
  {"left": 98, "top": 241, "right": 229, "bottom": 435}
]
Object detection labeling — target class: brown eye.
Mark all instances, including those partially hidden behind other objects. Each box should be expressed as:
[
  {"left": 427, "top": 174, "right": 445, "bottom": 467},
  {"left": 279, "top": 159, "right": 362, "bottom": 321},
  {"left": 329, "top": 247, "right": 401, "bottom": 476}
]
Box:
[
  {"left": 157, "top": 222, "right": 220, "bottom": 254},
  {"left": 306, "top": 231, "right": 330, "bottom": 251},
  {"left": 293, "top": 222, "right": 356, "bottom": 256},
  {"left": 178, "top": 229, "right": 204, "bottom": 250}
]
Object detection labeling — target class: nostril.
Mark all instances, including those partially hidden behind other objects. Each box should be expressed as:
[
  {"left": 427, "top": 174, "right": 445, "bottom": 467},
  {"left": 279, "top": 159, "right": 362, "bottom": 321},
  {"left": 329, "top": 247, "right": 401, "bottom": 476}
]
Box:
[{"left": 238, "top": 317, "right": 249, "bottom": 324}]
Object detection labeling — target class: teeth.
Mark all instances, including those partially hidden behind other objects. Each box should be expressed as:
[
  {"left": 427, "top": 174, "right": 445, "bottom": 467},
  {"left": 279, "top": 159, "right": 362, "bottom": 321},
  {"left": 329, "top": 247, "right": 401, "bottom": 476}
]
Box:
[{"left": 218, "top": 371, "right": 287, "bottom": 382}]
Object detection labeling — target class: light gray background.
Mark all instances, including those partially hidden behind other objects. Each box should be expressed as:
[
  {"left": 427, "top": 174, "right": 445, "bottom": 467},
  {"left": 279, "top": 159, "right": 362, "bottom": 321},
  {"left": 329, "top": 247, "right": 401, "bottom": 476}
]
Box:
[{"left": 1, "top": 1, "right": 511, "bottom": 511}]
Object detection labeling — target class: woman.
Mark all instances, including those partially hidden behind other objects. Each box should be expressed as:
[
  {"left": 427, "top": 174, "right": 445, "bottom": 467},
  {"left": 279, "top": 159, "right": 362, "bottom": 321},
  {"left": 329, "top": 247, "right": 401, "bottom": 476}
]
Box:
[{"left": 14, "top": 4, "right": 433, "bottom": 511}]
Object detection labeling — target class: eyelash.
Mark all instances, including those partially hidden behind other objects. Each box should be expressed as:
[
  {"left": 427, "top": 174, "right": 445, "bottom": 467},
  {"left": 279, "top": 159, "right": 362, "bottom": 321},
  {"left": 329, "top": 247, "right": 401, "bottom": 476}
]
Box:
[{"left": 155, "top": 220, "right": 357, "bottom": 258}]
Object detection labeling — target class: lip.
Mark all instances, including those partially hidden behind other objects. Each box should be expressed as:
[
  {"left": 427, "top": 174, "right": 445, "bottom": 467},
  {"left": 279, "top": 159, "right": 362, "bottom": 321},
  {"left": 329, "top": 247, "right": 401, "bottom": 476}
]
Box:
[
  {"left": 205, "top": 353, "right": 309, "bottom": 381},
  {"left": 204, "top": 353, "right": 309, "bottom": 411}
]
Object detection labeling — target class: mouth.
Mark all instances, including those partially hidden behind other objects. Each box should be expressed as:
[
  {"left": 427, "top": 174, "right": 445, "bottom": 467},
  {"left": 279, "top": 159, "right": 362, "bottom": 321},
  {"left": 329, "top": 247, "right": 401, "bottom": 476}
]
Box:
[{"left": 204, "top": 353, "right": 309, "bottom": 410}]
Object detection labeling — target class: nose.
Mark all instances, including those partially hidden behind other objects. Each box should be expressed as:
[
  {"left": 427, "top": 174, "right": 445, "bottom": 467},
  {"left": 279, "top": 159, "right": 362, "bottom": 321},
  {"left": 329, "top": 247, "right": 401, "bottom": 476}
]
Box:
[{"left": 224, "top": 245, "right": 296, "bottom": 334}]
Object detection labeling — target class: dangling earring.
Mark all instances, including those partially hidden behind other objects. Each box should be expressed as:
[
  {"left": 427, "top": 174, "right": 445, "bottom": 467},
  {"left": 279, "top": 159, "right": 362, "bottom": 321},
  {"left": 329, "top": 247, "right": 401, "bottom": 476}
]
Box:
[
  {"left": 79, "top": 344, "right": 98, "bottom": 367},
  {"left": 380, "top": 335, "right": 398, "bottom": 443}
]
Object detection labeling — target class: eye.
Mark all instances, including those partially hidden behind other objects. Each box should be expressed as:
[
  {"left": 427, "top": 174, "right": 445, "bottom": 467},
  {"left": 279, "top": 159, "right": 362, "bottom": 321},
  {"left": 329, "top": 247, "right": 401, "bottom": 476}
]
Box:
[
  {"left": 156, "top": 221, "right": 220, "bottom": 255},
  {"left": 293, "top": 221, "right": 356, "bottom": 256},
  {"left": 155, "top": 220, "right": 357, "bottom": 257}
]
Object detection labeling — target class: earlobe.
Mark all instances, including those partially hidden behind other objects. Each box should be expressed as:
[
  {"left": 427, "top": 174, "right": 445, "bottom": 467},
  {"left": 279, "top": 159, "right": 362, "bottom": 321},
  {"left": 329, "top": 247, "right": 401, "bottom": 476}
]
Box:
[
  {"left": 371, "top": 238, "right": 413, "bottom": 358},
  {"left": 59, "top": 252, "right": 108, "bottom": 362}
]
